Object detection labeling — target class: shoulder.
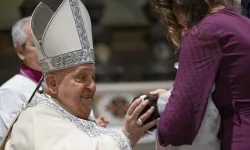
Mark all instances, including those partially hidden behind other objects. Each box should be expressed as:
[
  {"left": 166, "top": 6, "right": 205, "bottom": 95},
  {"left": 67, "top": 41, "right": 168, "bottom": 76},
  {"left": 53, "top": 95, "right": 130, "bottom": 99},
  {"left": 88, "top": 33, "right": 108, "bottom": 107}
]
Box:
[
  {"left": 184, "top": 9, "right": 243, "bottom": 40},
  {"left": 184, "top": 9, "right": 237, "bottom": 38},
  {"left": 14, "top": 103, "right": 130, "bottom": 150},
  {"left": 0, "top": 75, "right": 36, "bottom": 93},
  {"left": 1, "top": 75, "right": 27, "bottom": 88},
  {"left": 0, "top": 75, "right": 37, "bottom": 101},
  {"left": 20, "top": 102, "right": 73, "bottom": 129},
  {"left": 52, "top": 130, "right": 121, "bottom": 150},
  {"left": 183, "top": 22, "right": 218, "bottom": 41},
  {"left": 0, "top": 88, "right": 26, "bottom": 113},
  {"left": 11, "top": 104, "right": 84, "bottom": 148},
  {"left": 181, "top": 22, "right": 220, "bottom": 52},
  {"left": 10, "top": 93, "right": 132, "bottom": 150}
]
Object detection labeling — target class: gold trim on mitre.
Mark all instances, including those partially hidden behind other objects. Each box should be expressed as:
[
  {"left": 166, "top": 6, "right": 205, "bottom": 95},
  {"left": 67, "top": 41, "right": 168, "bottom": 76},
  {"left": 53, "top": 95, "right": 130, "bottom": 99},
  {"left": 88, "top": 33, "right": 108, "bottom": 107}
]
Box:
[{"left": 31, "top": 0, "right": 95, "bottom": 75}]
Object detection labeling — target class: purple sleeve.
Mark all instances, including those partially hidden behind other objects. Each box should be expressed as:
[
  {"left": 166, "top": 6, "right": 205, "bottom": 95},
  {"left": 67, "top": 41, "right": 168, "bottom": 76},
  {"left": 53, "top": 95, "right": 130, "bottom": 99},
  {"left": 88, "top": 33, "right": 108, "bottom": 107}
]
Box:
[{"left": 158, "top": 25, "right": 221, "bottom": 146}]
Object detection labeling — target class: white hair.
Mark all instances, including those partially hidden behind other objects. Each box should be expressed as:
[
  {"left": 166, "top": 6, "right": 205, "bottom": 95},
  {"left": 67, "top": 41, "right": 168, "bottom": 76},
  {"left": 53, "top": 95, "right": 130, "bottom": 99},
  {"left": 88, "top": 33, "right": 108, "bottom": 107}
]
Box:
[{"left": 11, "top": 16, "right": 31, "bottom": 49}]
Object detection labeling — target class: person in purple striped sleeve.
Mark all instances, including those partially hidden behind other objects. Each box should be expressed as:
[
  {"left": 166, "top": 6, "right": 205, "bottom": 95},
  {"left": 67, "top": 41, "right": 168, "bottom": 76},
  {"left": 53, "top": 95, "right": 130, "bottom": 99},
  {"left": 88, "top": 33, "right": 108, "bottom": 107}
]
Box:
[{"left": 138, "top": 0, "right": 250, "bottom": 149}]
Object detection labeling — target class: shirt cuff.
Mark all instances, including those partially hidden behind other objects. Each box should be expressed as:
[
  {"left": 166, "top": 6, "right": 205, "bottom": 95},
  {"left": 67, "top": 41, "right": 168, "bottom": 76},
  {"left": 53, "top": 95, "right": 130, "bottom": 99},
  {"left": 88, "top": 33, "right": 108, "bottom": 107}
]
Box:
[{"left": 157, "top": 90, "right": 172, "bottom": 115}]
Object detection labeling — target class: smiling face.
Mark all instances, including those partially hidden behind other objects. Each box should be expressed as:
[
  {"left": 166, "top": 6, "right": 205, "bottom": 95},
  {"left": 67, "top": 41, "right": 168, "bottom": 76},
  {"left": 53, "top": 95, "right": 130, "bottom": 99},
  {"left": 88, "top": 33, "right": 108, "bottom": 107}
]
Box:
[{"left": 45, "top": 64, "right": 96, "bottom": 119}]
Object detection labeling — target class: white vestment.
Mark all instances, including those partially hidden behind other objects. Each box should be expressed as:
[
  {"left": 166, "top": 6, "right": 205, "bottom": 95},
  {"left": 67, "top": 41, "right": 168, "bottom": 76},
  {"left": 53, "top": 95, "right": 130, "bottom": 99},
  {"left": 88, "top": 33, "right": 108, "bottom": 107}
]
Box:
[
  {"left": 156, "top": 89, "right": 221, "bottom": 150},
  {"left": 156, "top": 63, "right": 221, "bottom": 150},
  {"left": 0, "top": 75, "right": 37, "bottom": 141},
  {"left": 3, "top": 93, "right": 131, "bottom": 150}
]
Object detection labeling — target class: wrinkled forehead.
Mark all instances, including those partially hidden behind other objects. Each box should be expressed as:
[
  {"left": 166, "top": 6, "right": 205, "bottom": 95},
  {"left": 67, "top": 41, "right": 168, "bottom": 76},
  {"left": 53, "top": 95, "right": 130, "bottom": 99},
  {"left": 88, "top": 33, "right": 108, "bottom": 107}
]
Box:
[
  {"left": 55, "top": 64, "right": 95, "bottom": 76},
  {"left": 74, "top": 64, "right": 95, "bottom": 72},
  {"left": 73, "top": 64, "right": 95, "bottom": 76}
]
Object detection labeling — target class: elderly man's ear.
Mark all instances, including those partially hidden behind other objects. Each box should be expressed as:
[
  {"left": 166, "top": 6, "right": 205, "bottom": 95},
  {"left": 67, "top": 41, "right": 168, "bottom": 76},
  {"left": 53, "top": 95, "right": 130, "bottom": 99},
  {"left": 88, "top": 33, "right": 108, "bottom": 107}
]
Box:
[
  {"left": 45, "top": 74, "right": 58, "bottom": 95},
  {"left": 14, "top": 44, "right": 25, "bottom": 61}
]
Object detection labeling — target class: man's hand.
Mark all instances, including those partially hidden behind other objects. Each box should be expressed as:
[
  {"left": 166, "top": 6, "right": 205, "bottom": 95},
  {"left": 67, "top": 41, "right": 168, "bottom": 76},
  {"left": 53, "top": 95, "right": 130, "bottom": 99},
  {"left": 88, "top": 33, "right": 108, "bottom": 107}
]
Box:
[
  {"left": 123, "top": 98, "right": 157, "bottom": 147},
  {"left": 96, "top": 115, "right": 109, "bottom": 127}
]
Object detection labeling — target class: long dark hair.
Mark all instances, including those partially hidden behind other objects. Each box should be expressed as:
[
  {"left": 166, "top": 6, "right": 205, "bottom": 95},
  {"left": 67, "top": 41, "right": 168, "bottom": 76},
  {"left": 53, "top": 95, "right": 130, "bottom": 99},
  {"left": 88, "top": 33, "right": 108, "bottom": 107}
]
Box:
[{"left": 151, "top": 0, "right": 234, "bottom": 48}]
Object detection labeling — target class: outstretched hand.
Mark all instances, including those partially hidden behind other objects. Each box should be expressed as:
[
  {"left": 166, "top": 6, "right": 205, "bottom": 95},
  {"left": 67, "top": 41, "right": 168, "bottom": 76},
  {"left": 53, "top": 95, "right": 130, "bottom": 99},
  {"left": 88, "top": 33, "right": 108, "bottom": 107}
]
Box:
[
  {"left": 96, "top": 115, "right": 109, "bottom": 127},
  {"left": 122, "top": 98, "right": 157, "bottom": 147}
]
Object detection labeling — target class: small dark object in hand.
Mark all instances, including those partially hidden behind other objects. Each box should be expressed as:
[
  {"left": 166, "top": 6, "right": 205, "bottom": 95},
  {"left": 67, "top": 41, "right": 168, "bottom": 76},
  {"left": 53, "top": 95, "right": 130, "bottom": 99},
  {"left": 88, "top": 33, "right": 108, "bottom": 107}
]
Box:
[{"left": 132, "top": 93, "right": 160, "bottom": 132}]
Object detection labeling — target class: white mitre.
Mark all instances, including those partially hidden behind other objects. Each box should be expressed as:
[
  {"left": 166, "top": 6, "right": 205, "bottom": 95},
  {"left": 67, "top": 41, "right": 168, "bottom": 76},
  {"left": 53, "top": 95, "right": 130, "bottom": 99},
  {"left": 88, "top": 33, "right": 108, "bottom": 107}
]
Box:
[{"left": 31, "top": 0, "right": 95, "bottom": 74}]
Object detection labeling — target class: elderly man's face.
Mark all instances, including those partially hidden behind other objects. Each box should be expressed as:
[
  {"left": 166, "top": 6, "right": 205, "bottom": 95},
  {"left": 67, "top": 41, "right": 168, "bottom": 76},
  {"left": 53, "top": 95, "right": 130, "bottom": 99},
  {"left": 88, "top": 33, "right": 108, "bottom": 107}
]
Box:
[{"left": 47, "top": 64, "right": 96, "bottom": 119}]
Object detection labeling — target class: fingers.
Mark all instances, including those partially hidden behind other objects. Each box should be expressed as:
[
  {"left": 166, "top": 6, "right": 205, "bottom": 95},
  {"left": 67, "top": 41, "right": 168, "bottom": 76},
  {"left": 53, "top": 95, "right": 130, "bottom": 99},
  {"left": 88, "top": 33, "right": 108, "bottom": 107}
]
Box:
[
  {"left": 97, "top": 115, "right": 109, "bottom": 124},
  {"left": 99, "top": 122, "right": 106, "bottom": 127},
  {"left": 98, "top": 115, "right": 104, "bottom": 120},
  {"left": 142, "top": 119, "right": 157, "bottom": 131},
  {"left": 97, "top": 116, "right": 104, "bottom": 123},
  {"left": 131, "top": 100, "right": 149, "bottom": 120},
  {"left": 139, "top": 106, "right": 155, "bottom": 123},
  {"left": 127, "top": 98, "right": 142, "bottom": 116},
  {"left": 103, "top": 119, "right": 110, "bottom": 124}
]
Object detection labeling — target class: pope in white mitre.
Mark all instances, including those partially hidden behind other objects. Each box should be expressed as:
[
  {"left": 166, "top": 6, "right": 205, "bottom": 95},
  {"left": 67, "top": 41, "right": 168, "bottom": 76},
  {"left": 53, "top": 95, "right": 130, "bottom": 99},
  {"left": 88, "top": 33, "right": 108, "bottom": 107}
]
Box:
[{"left": 0, "top": 0, "right": 157, "bottom": 149}]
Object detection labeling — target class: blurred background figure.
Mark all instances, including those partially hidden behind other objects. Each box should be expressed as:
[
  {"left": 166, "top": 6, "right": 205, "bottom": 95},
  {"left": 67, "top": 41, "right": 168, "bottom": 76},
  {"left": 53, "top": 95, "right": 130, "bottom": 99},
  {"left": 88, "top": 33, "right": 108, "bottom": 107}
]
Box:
[
  {"left": 242, "top": 0, "right": 250, "bottom": 17},
  {"left": 0, "top": 16, "right": 42, "bottom": 141}
]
